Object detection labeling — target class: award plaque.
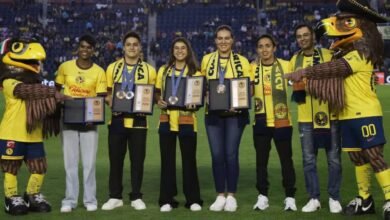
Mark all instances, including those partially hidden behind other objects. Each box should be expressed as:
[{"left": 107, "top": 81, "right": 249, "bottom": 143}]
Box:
[
  {"left": 132, "top": 84, "right": 154, "bottom": 115},
  {"left": 230, "top": 77, "right": 251, "bottom": 110},
  {"left": 63, "top": 97, "right": 105, "bottom": 124},
  {"left": 208, "top": 79, "right": 230, "bottom": 111},
  {"left": 112, "top": 83, "right": 133, "bottom": 113},
  {"left": 184, "top": 76, "right": 205, "bottom": 106},
  {"left": 163, "top": 76, "right": 186, "bottom": 108}
]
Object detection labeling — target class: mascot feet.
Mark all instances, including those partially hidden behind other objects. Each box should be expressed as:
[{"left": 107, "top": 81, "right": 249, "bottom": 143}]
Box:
[
  {"left": 344, "top": 195, "right": 375, "bottom": 216},
  {"left": 4, "top": 196, "right": 28, "bottom": 215},
  {"left": 23, "top": 192, "right": 51, "bottom": 212}
]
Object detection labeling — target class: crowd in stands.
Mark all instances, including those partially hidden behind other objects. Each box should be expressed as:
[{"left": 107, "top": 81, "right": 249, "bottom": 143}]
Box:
[{"left": 0, "top": 0, "right": 388, "bottom": 77}]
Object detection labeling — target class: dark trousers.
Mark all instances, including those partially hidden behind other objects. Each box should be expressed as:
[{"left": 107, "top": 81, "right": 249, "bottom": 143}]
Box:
[
  {"left": 158, "top": 131, "right": 203, "bottom": 208},
  {"left": 108, "top": 126, "right": 147, "bottom": 201},
  {"left": 253, "top": 127, "right": 296, "bottom": 197}
]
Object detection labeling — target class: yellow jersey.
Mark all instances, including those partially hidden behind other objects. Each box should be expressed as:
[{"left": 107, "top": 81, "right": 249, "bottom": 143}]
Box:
[
  {"left": 156, "top": 65, "right": 201, "bottom": 132},
  {"left": 339, "top": 50, "right": 382, "bottom": 119},
  {"left": 0, "top": 79, "right": 42, "bottom": 142},
  {"left": 55, "top": 60, "right": 107, "bottom": 97}
]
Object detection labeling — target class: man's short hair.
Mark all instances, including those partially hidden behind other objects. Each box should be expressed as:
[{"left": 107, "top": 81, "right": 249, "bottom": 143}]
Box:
[
  {"left": 79, "top": 34, "right": 96, "bottom": 48},
  {"left": 123, "top": 31, "right": 141, "bottom": 45},
  {"left": 294, "top": 24, "right": 314, "bottom": 37}
]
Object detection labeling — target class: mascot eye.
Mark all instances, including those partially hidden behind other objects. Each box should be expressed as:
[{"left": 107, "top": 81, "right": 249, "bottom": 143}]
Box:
[
  {"left": 344, "top": 18, "right": 356, "bottom": 28},
  {"left": 11, "top": 42, "right": 24, "bottom": 53}
]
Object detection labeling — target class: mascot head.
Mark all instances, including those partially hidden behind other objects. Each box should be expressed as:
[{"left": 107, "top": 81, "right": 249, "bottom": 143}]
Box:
[
  {"left": 315, "top": 0, "right": 389, "bottom": 65},
  {"left": 0, "top": 38, "right": 46, "bottom": 74}
]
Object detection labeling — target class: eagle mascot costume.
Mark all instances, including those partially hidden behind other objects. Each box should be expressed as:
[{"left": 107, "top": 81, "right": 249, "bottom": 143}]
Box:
[
  {"left": 285, "top": 0, "right": 390, "bottom": 219},
  {"left": 0, "top": 38, "right": 66, "bottom": 215}
]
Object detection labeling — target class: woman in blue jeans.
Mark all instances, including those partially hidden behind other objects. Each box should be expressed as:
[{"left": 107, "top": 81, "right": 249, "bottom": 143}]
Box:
[{"left": 200, "top": 25, "right": 253, "bottom": 212}]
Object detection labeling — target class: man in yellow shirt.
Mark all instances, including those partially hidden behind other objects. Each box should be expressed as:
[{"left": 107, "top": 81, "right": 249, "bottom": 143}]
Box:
[
  {"left": 55, "top": 35, "right": 107, "bottom": 213},
  {"left": 102, "top": 32, "right": 156, "bottom": 211}
]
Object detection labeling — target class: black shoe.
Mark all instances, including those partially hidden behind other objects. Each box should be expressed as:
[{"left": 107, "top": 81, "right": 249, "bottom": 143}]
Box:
[
  {"left": 23, "top": 193, "right": 51, "bottom": 212},
  {"left": 384, "top": 200, "right": 390, "bottom": 220},
  {"left": 344, "top": 195, "right": 375, "bottom": 216},
  {"left": 5, "top": 196, "right": 28, "bottom": 215}
]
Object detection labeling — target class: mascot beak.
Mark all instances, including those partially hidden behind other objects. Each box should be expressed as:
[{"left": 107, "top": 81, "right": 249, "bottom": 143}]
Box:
[
  {"left": 2, "top": 42, "right": 46, "bottom": 74},
  {"left": 316, "top": 15, "right": 363, "bottom": 50}
]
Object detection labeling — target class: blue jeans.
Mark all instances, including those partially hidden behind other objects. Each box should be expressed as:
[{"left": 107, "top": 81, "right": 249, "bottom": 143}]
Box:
[
  {"left": 205, "top": 115, "right": 246, "bottom": 193},
  {"left": 299, "top": 122, "right": 342, "bottom": 200}
]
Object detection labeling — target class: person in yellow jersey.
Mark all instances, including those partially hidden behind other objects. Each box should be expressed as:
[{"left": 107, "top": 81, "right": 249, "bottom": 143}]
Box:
[
  {"left": 289, "top": 24, "right": 342, "bottom": 214},
  {"left": 101, "top": 31, "right": 156, "bottom": 211},
  {"left": 201, "top": 25, "right": 253, "bottom": 212},
  {"left": 55, "top": 35, "right": 107, "bottom": 213},
  {"left": 0, "top": 38, "right": 66, "bottom": 215},
  {"left": 155, "top": 37, "right": 203, "bottom": 212},
  {"left": 285, "top": 0, "right": 390, "bottom": 218},
  {"left": 251, "top": 34, "right": 297, "bottom": 212}
]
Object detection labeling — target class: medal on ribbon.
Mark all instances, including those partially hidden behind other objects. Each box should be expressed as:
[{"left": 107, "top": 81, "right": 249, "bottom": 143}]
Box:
[
  {"left": 118, "top": 63, "right": 137, "bottom": 100},
  {"left": 169, "top": 65, "right": 186, "bottom": 105},
  {"left": 217, "top": 57, "right": 226, "bottom": 94}
]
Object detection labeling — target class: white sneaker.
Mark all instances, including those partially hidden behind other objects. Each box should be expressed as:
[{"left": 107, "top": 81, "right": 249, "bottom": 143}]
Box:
[
  {"left": 253, "top": 194, "right": 269, "bottom": 210},
  {"left": 160, "top": 204, "right": 172, "bottom": 212},
  {"left": 224, "top": 195, "right": 237, "bottom": 212},
  {"left": 60, "top": 205, "right": 72, "bottom": 213},
  {"left": 190, "top": 203, "right": 202, "bottom": 211},
  {"left": 131, "top": 199, "right": 146, "bottom": 210},
  {"left": 209, "top": 196, "right": 226, "bottom": 212},
  {"left": 101, "top": 198, "right": 123, "bottom": 210},
  {"left": 329, "top": 198, "right": 342, "bottom": 213},
  {"left": 85, "top": 204, "right": 97, "bottom": 212},
  {"left": 302, "top": 198, "right": 321, "bottom": 212},
  {"left": 284, "top": 197, "right": 297, "bottom": 211}
]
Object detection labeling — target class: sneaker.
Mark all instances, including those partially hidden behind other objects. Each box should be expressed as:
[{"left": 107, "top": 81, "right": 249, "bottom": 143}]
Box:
[
  {"left": 60, "top": 205, "right": 72, "bottom": 213},
  {"left": 224, "top": 195, "right": 237, "bottom": 212},
  {"left": 160, "top": 204, "right": 172, "bottom": 212},
  {"left": 5, "top": 196, "right": 28, "bottom": 215},
  {"left": 101, "top": 198, "right": 123, "bottom": 211},
  {"left": 253, "top": 194, "right": 269, "bottom": 211},
  {"left": 329, "top": 198, "right": 342, "bottom": 213},
  {"left": 131, "top": 199, "right": 146, "bottom": 210},
  {"left": 85, "top": 204, "right": 97, "bottom": 212},
  {"left": 344, "top": 195, "right": 375, "bottom": 215},
  {"left": 302, "top": 198, "right": 321, "bottom": 212},
  {"left": 209, "top": 196, "right": 226, "bottom": 212},
  {"left": 383, "top": 200, "right": 390, "bottom": 220},
  {"left": 190, "top": 203, "right": 202, "bottom": 211},
  {"left": 284, "top": 197, "right": 297, "bottom": 211},
  {"left": 23, "top": 192, "right": 51, "bottom": 212}
]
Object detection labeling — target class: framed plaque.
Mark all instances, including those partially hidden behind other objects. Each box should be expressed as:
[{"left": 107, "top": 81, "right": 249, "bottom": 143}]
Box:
[
  {"left": 133, "top": 84, "right": 154, "bottom": 115},
  {"left": 208, "top": 79, "right": 230, "bottom": 111},
  {"left": 163, "top": 76, "right": 186, "bottom": 108},
  {"left": 185, "top": 76, "right": 205, "bottom": 106},
  {"left": 230, "top": 77, "right": 251, "bottom": 110},
  {"left": 112, "top": 83, "right": 133, "bottom": 113},
  {"left": 63, "top": 97, "right": 105, "bottom": 124}
]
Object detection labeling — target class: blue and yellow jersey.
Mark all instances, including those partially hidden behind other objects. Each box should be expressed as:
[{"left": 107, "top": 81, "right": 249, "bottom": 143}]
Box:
[
  {"left": 339, "top": 50, "right": 382, "bottom": 120},
  {"left": 0, "top": 79, "right": 42, "bottom": 142}
]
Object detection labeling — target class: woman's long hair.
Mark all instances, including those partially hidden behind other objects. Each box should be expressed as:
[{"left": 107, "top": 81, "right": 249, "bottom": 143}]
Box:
[{"left": 166, "top": 37, "right": 199, "bottom": 76}]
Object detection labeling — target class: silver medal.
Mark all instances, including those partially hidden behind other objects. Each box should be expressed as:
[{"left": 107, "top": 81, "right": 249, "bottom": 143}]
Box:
[
  {"left": 217, "top": 84, "right": 226, "bottom": 94},
  {"left": 125, "top": 91, "right": 134, "bottom": 100},
  {"left": 168, "top": 96, "right": 179, "bottom": 105}
]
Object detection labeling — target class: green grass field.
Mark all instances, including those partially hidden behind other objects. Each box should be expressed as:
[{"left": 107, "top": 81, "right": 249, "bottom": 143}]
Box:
[{"left": 0, "top": 86, "right": 389, "bottom": 220}]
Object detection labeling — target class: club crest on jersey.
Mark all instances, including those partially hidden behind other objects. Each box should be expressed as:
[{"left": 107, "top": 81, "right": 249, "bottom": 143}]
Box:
[
  {"left": 314, "top": 111, "right": 328, "bottom": 126},
  {"left": 75, "top": 76, "right": 85, "bottom": 84}
]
